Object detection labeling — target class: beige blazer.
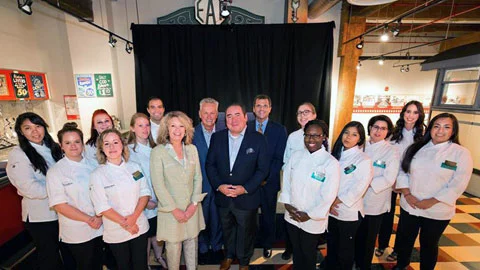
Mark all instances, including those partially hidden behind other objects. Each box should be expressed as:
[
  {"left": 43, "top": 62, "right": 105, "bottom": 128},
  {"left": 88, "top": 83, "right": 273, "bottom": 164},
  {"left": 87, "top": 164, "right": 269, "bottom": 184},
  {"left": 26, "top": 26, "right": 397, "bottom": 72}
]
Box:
[{"left": 150, "top": 143, "right": 206, "bottom": 242}]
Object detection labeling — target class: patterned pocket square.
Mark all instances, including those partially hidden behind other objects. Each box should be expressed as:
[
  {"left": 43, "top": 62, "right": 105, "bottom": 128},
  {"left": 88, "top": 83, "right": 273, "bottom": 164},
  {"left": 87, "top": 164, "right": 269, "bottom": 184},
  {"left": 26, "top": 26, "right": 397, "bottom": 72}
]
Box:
[{"left": 246, "top": 148, "right": 255, "bottom": 154}]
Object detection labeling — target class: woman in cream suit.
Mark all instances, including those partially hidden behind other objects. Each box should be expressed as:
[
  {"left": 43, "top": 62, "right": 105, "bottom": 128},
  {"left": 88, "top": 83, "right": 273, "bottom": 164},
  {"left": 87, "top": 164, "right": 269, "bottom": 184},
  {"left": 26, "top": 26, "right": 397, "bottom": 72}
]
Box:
[{"left": 150, "top": 111, "right": 206, "bottom": 270}]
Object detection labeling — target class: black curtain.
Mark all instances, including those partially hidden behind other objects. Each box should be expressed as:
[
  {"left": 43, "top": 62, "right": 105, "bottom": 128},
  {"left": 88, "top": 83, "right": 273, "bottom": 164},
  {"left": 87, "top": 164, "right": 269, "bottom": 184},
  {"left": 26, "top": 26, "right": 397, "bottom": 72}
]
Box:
[{"left": 132, "top": 22, "right": 334, "bottom": 133}]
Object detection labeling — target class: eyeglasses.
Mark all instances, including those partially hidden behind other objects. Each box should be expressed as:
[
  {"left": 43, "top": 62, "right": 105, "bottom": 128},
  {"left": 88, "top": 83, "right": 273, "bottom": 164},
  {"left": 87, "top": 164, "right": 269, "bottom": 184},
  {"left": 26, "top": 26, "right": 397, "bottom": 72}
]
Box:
[
  {"left": 304, "top": 133, "right": 324, "bottom": 139},
  {"left": 297, "top": 110, "right": 312, "bottom": 116},
  {"left": 371, "top": 125, "right": 388, "bottom": 132}
]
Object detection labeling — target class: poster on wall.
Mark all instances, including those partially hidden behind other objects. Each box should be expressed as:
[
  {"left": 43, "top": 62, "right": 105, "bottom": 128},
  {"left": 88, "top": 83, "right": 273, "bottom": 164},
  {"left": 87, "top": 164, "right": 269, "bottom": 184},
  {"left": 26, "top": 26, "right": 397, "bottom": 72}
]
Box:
[
  {"left": 75, "top": 74, "right": 96, "bottom": 98},
  {"left": 63, "top": 95, "right": 80, "bottom": 120},
  {"left": 94, "top": 73, "right": 113, "bottom": 97},
  {"left": 11, "top": 73, "right": 29, "bottom": 99},
  {"left": 0, "top": 74, "right": 8, "bottom": 96},
  {"left": 30, "top": 75, "right": 46, "bottom": 98}
]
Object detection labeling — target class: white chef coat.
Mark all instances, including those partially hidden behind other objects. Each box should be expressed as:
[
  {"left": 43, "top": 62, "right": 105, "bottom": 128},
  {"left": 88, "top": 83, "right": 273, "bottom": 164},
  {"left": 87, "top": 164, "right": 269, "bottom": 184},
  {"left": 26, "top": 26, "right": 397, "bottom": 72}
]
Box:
[
  {"left": 7, "top": 144, "right": 58, "bottom": 222},
  {"left": 390, "top": 128, "right": 415, "bottom": 158},
  {"left": 89, "top": 160, "right": 151, "bottom": 243},
  {"left": 128, "top": 143, "right": 158, "bottom": 219},
  {"left": 150, "top": 120, "right": 160, "bottom": 143},
  {"left": 396, "top": 141, "right": 473, "bottom": 220},
  {"left": 329, "top": 146, "right": 373, "bottom": 221},
  {"left": 283, "top": 128, "right": 305, "bottom": 166},
  {"left": 46, "top": 156, "right": 103, "bottom": 243},
  {"left": 279, "top": 147, "right": 340, "bottom": 234},
  {"left": 84, "top": 144, "right": 99, "bottom": 165},
  {"left": 363, "top": 140, "right": 400, "bottom": 215}
]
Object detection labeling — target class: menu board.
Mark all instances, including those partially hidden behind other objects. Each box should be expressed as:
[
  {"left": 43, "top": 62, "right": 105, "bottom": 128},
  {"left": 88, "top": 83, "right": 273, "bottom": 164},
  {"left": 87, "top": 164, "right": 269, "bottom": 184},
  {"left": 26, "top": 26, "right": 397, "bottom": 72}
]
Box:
[
  {"left": 0, "top": 69, "right": 49, "bottom": 100},
  {"left": 30, "top": 74, "right": 47, "bottom": 98},
  {"left": 75, "top": 73, "right": 114, "bottom": 98},
  {"left": 11, "top": 73, "right": 29, "bottom": 99},
  {"left": 95, "top": 73, "right": 113, "bottom": 97}
]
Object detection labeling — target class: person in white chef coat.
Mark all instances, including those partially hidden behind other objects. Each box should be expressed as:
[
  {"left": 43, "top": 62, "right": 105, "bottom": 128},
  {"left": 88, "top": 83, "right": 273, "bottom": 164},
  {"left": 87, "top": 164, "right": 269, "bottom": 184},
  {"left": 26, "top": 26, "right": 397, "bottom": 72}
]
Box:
[
  {"left": 392, "top": 113, "right": 473, "bottom": 270},
  {"left": 377, "top": 100, "right": 426, "bottom": 262},
  {"left": 278, "top": 119, "right": 340, "bottom": 270},
  {"left": 354, "top": 115, "right": 400, "bottom": 270},
  {"left": 46, "top": 122, "right": 103, "bottom": 270},
  {"left": 281, "top": 101, "right": 317, "bottom": 260},
  {"left": 326, "top": 121, "right": 373, "bottom": 270},
  {"left": 84, "top": 109, "right": 113, "bottom": 163},
  {"left": 89, "top": 129, "right": 151, "bottom": 270},
  {"left": 7, "top": 112, "right": 64, "bottom": 270},
  {"left": 127, "top": 112, "right": 167, "bottom": 268}
]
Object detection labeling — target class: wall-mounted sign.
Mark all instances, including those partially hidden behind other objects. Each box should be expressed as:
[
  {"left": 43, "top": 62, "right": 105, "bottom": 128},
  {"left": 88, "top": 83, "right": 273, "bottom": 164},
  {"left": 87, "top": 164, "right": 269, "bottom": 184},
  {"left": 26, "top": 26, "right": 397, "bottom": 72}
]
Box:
[
  {"left": 75, "top": 73, "right": 114, "bottom": 98},
  {"left": 30, "top": 74, "right": 47, "bottom": 98},
  {"left": 63, "top": 95, "right": 80, "bottom": 120},
  {"left": 0, "top": 74, "right": 9, "bottom": 96},
  {"left": 95, "top": 73, "right": 113, "bottom": 97},
  {"left": 11, "top": 73, "right": 29, "bottom": 99},
  {"left": 195, "top": 0, "right": 225, "bottom": 25}
]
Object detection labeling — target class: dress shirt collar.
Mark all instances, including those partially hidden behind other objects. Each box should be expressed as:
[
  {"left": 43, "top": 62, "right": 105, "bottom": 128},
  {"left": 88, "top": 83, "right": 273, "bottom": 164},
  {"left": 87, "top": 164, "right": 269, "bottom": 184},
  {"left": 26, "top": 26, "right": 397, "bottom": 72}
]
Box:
[
  {"left": 341, "top": 145, "right": 361, "bottom": 159},
  {"left": 228, "top": 127, "right": 246, "bottom": 139},
  {"left": 255, "top": 118, "right": 269, "bottom": 133}
]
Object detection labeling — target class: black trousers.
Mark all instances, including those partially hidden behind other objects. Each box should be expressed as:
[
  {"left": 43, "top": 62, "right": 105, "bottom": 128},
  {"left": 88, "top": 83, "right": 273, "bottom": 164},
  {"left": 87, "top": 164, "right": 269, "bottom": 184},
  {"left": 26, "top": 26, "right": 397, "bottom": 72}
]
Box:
[
  {"left": 378, "top": 192, "right": 398, "bottom": 250},
  {"left": 286, "top": 222, "right": 323, "bottom": 270},
  {"left": 109, "top": 233, "right": 148, "bottom": 270},
  {"left": 258, "top": 186, "right": 278, "bottom": 249},
  {"left": 65, "top": 236, "right": 103, "bottom": 270},
  {"left": 355, "top": 213, "right": 384, "bottom": 270},
  {"left": 326, "top": 215, "right": 362, "bottom": 270},
  {"left": 395, "top": 208, "right": 449, "bottom": 270},
  {"left": 218, "top": 205, "right": 257, "bottom": 266},
  {"left": 24, "top": 219, "right": 63, "bottom": 270}
]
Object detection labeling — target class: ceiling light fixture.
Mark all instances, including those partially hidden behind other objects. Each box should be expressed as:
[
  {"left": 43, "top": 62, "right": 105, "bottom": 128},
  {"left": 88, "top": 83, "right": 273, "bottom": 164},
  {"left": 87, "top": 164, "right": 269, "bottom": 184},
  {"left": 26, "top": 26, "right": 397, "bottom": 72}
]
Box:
[
  {"left": 378, "top": 57, "right": 385, "bottom": 65},
  {"left": 125, "top": 42, "right": 133, "bottom": 54},
  {"left": 380, "top": 26, "right": 389, "bottom": 42},
  {"left": 356, "top": 61, "right": 362, "bottom": 70},
  {"left": 220, "top": 0, "right": 232, "bottom": 18},
  {"left": 356, "top": 37, "right": 364, "bottom": 49},
  {"left": 400, "top": 65, "right": 405, "bottom": 72},
  {"left": 404, "top": 65, "right": 410, "bottom": 72},
  {"left": 108, "top": 33, "right": 117, "bottom": 48},
  {"left": 17, "top": 0, "right": 33, "bottom": 15}
]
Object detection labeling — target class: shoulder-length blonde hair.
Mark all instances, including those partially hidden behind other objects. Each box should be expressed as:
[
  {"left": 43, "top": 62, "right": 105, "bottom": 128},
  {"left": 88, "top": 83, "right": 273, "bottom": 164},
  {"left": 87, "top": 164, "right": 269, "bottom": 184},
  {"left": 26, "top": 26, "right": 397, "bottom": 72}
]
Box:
[
  {"left": 127, "top": 113, "right": 156, "bottom": 152},
  {"left": 96, "top": 129, "right": 130, "bottom": 164},
  {"left": 157, "top": 111, "right": 194, "bottom": 145}
]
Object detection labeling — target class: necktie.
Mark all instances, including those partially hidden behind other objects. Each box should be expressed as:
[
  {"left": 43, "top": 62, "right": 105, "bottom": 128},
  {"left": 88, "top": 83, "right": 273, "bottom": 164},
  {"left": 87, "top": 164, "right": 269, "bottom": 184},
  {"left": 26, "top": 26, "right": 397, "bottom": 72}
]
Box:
[{"left": 258, "top": 123, "right": 263, "bottom": 134}]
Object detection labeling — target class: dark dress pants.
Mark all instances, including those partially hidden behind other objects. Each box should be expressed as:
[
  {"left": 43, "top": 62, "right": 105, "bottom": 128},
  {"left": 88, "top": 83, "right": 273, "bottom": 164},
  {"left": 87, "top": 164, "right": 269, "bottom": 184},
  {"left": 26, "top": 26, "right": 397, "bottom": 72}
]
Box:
[
  {"left": 24, "top": 219, "right": 64, "bottom": 270},
  {"left": 199, "top": 192, "right": 223, "bottom": 253},
  {"left": 286, "top": 222, "right": 323, "bottom": 270},
  {"left": 326, "top": 215, "right": 362, "bottom": 270},
  {"left": 218, "top": 204, "right": 257, "bottom": 266},
  {"left": 395, "top": 208, "right": 449, "bottom": 270},
  {"left": 258, "top": 186, "right": 278, "bottom": 249},
  {"left": 65, "top": 236, "right": 103, "bottom": 270},
  {"left": 355, "top": 213, "right": 384, "bottom": 270},
  {"left": 108, "top": 233, "right": 148, "bottom": 270},
  {"left": 378, "top": 192, "right": 398, "bottom": 250}
]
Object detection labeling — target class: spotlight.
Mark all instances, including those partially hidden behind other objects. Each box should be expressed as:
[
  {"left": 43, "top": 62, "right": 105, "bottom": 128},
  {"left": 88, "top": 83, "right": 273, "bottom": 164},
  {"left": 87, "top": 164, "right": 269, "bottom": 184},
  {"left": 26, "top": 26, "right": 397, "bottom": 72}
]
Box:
[
  {"left": 400, "top": 66, "right": 405, "bottom": 72},
  {"left": 405, "top": 65, "right": 410, "bottom": 72},
  {"left": 356, "top": 61, "right": 362, "bottom": 70},
  {"left": 220, "top": 0, "right": 232, "bottom": 18},
  {"left": 380, "top": 26, "right": 389, "bottom": 42},
  {"left": 356, "top": 37, "right": 364, "bottom": 50},
  {"left": 108, "top": 34, "right": 117, "bottom": 48},
  {"left": 391, "top": 27, "right": 400, "bottom": 37},
  {"left": 378, "top": 57, "right": 385, "bottom": 65},
  {"left": 125, "top": 42, "right": 133, "bottom": 54},
  {"left": 18, "top": 0, "right": 33, "bottom": 15}
]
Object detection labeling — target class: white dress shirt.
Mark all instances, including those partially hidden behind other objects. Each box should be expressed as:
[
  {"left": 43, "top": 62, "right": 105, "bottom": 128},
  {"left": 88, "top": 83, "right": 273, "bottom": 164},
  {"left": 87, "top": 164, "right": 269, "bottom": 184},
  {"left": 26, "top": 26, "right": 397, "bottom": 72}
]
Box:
[
  {"left": 283, "top": 128, "right": 305, "bottom": 165},
  {"left": 150, "top": 120, "right": 160, "bottom": 143},
  {"left": 279, "top": 147, "right": 340, "bottom": 234},
  {"left": 7, "top": 144, "right": 58, "bottom": 222},
  {"left": 330, "top": 146, "right": 373, "bottom": 221},
  {"left": 363, "top": 140, "right": 400, "bottom": 215},
  {"left": 396, "top": 141, "right": 473, "bottom": 220},
  {"left": 89, "top": 160, "right": 151, "bottom": 243},
  {"left": 46, "top": 156, "right": 103, "bottom": 243},
  {"left": 128, "top": 143, "right": 158, "bottom": 219}
]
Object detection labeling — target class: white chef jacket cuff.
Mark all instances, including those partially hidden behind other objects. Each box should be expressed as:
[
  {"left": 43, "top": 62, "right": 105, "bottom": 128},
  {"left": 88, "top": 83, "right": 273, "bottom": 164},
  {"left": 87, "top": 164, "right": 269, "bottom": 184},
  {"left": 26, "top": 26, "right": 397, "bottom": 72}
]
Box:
[
  {"left": 395, "top": 176, "right": 409, "bottom": 189},
  {"left": 434, "top": 190, "right": 457, "bottom": 206},
  {"left": 277, "top": 193, "right": 290, "bottom": 204},
  {"left": 95, "top": 204, "right": 112, "bottom": 215},
  {"left": 48, "top": 199, "right": 68, "bottom": 208},
  {"left": 140, "top": 189, "right": 151, "bottom": 198}
]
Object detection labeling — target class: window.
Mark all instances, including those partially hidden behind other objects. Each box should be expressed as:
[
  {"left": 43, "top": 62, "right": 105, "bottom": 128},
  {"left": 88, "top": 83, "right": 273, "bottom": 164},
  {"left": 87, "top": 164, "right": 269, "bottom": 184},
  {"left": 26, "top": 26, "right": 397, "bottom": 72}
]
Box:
[{"left": 441, "top": 67, "right": 479, "bottom": 106}]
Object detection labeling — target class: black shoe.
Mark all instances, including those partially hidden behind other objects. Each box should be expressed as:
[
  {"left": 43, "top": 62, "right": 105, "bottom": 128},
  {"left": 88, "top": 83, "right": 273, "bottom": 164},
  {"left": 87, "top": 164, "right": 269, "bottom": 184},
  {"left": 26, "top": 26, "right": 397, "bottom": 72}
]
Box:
[
  {"left": 213, "top": 249, "right": 225, "bottom": 264},
  {"left": 263, "top": 248, "right": 272, "bottom": 258},
  {"left": 198, "top": 251, "right": 209, "bottom": 265},
  {"left": 281, "top": 250, "right": 292, "bottom": 260}
]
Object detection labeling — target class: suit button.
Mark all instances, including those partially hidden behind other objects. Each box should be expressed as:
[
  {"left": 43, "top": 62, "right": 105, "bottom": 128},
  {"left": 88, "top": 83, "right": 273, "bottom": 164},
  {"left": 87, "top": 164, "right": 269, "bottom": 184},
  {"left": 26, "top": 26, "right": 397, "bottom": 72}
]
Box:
[{"left": 229, "top": 173, "right": 232, "bottom": 176}]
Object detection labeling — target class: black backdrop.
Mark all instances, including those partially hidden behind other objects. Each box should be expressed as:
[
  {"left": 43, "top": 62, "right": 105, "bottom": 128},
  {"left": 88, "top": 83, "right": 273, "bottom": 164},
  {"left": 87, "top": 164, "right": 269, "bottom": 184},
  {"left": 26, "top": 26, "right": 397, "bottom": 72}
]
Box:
[{"left": 132, "top": 22, "right": 334, "bottom": 133}]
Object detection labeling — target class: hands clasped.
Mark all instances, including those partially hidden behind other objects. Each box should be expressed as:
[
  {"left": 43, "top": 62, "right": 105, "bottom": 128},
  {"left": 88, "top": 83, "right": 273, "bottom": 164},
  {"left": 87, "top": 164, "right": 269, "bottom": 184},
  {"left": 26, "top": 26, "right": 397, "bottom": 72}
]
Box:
[
  {"left": 285, "top": 204, "right": 310, "bottom": 222},
  {"left": 120, "top": 215, "right": 139, "bottom": 235},
  {"left": 171, "top": 203, "right": 198, "bottom": 223},
  {"left": 218, "top": 184, "right": 246, "bottom": 197}
]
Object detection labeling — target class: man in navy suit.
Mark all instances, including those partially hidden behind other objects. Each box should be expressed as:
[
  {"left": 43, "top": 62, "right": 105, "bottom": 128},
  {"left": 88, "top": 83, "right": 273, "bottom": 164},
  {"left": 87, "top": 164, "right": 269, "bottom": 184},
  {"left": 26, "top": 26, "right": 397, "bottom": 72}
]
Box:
[
  {"left": 206, "top": 103, "right": 269, "bottom": 270},
  {"left": 248, "top": 94, "right": 287, "bottom": 258},
  {"left": 193, "top": 98, "right": 225, "bottom": 264}
]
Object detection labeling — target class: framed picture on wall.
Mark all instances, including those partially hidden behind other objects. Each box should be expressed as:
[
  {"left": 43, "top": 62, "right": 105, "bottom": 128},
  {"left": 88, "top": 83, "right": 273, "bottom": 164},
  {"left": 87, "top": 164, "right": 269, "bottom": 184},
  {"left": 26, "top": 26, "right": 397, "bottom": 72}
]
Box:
[
  {"left": 0, "top": 70, "right": 14, "bottom": 98},
  {"left": 64, "top": 95, "right": 80, "bottom": 120}
]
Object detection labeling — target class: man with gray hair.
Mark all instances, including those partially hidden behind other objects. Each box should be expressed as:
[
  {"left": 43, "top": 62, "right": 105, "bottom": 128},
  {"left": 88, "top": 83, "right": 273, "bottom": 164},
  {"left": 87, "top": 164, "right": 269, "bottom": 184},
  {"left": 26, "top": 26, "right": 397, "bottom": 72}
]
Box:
[{"left": 193, "top": 98, "right": 225, "bottom": 264}]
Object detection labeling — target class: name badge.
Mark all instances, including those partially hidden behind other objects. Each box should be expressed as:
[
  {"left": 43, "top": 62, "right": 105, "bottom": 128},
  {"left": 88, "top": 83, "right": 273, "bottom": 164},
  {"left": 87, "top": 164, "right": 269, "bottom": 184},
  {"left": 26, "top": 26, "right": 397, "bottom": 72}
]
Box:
[
  {"left": 132, "top": 170, "right": 144, "bottom": 181},
  {"left": 441, "top": 160, "right": 457, "bottom": 171},
  {"left": 311, "top": 171, "right": 326, "bottom": 182},
  {"left": 344, "top": 164, "right": 356, "bottom": 174},
  {"left": 373, "top": 160, "right": 386, "bottom": 169}
]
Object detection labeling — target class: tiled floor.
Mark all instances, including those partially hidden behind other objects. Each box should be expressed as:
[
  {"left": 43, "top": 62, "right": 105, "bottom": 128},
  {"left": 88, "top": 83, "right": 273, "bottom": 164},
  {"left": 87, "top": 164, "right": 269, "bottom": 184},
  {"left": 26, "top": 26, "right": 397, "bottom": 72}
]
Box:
[{"left": 148, "top": 193, "right": 480, "bottom": 270}]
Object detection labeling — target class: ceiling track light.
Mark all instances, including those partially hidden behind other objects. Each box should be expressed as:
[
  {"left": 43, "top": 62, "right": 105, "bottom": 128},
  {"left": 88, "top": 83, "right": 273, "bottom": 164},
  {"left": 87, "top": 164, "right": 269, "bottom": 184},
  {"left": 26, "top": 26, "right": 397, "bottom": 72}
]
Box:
[
  {"left": 125, "top": 42, "right": 133, "bottom": 54},
  {"left": 356, "top": 37, "right": 364, "bottom": 50},
  {"left": 356, "top": 61, "right": 362, "bottom": 70},
  {"left": 378, "top": 57, "right": 385, "bottom": 65},
  {"left": 220, "top": 0, "right": 233, "bottom": 18},
  {"left": 108, "top": 33, "right": 117, "bottom": 48},
  {"left": 400, "top": 65, "right": 405, "bottom": 72},
  {"left": 18, "top": 0, "right": 33, "bottom": 15},
  {"left": 391, "top": 19, "right": 401, "bottom": 37},
  {"left": 380, "top": 25, "right": 389, "bottom": 42},
  {"left": 404, "top": 65, "right": 410, "bottom": 72}
]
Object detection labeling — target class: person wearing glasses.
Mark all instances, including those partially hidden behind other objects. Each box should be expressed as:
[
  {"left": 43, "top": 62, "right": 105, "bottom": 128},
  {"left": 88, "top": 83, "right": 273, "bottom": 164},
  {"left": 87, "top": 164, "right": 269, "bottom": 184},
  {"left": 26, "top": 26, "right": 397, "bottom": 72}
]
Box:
[
  {"left": 392, "top": 113, "right": 472, "bottom": 270},
  {"left": 326, "top": 121, "right": 373, "bottom": 270},
  {"left": 354, "top": 115, "right": 400, "bottom": 270},
  {"left": 281, "top": 102, "right": 317, "bottom": 260},
  {"left": 279, "top": 119, "right": 339, "bottom": 270}
]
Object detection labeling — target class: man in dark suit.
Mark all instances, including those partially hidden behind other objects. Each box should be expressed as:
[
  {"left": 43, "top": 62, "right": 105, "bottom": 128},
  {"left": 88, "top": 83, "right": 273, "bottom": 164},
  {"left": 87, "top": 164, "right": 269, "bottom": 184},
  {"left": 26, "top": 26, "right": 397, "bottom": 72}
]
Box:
[
  {"left": 193, "top": 98, "right": 225, "bottom": 264},
  {"left": 248, "top": 94, "right": 287, "bottom": 258},
  {"left": 206, "top": 103, "right": 269, "bottom": 270}
]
